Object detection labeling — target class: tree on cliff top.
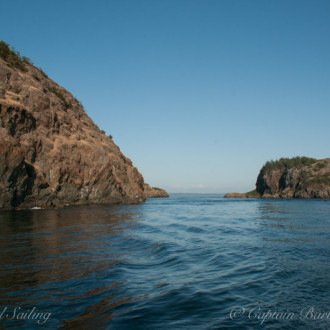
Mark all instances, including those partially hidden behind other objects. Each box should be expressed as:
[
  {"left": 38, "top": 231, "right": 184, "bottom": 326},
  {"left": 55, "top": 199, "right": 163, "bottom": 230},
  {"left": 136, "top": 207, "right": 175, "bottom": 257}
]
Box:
[{"left": 260, "top": 156, "right": 317, "bottom": 175}]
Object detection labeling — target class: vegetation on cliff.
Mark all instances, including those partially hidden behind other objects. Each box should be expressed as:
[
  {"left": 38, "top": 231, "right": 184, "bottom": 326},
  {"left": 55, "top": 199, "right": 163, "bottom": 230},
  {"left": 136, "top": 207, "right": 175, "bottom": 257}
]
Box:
[
  {"left": 0, "top": 41, "right": 32, "bottom": 72},
  {"left": 260, "top": 156, "right": 317, "bottom": 175}
]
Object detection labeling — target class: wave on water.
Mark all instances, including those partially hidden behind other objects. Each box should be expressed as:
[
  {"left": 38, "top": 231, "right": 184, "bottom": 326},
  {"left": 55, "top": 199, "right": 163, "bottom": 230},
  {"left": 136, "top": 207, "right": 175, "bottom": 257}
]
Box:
[{"left": 0, "top": 194, "right": 329, "bottom": 329}]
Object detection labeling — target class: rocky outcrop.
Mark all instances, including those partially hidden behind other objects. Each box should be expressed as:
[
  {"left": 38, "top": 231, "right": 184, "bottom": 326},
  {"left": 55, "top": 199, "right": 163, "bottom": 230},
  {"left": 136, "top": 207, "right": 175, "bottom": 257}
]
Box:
[
  {"left": 0, "top": 44, "right": 167, "bottom": 209},
  {"left": 144, "top": 184, "right": 169, "bottom": 198},
  {"left": 224, "top": 190, "right": 260, "bottom": 198},
  {"left": 224, "top": 193, "right": 245, "bottom": 198},
  {"left": 256, "top": 158, "right": 330, "bottom": 199}
]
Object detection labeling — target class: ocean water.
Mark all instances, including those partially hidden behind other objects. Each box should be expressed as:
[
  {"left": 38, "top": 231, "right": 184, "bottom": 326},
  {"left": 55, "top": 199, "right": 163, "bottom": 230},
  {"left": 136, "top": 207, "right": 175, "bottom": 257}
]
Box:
[{"left": 0, "top": 194, "right": 329, "bottom": 329}]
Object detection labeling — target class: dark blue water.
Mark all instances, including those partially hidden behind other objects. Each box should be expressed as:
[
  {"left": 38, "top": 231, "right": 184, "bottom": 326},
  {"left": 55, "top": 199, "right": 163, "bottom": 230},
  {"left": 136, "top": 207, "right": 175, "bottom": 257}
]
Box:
[{"left": 0, "top": 194, "right": 329, "bottom": 329}]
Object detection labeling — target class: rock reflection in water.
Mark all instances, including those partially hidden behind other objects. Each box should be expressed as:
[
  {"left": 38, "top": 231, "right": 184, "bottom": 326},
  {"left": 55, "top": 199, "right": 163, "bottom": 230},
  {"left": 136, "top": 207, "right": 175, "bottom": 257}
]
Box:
[{"left": 0, "top": 205, "right": 143, "bottom": 327}]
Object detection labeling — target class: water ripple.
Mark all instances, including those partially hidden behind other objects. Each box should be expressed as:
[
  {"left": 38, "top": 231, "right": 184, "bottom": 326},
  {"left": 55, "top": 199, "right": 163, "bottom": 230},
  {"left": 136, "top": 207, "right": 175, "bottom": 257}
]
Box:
[{"left": 0, "top": 195, "right": 329, "bottom": 329}]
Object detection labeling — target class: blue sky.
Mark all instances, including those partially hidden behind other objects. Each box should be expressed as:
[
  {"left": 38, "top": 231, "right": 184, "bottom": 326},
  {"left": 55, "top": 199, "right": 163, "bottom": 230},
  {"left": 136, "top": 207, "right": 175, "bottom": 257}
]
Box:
[{"left": 1, "top": 0, "right": 329, "bottom": 193}]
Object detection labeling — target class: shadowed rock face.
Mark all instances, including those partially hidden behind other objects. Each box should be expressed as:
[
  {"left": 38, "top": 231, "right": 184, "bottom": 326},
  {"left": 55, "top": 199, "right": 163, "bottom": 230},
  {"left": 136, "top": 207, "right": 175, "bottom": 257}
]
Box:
[
  {"left": 0, "top": 57, "right": 166, "bottom": 209},
  {"left": 256, "top": 159, "right": 330, "bottom": 199}
]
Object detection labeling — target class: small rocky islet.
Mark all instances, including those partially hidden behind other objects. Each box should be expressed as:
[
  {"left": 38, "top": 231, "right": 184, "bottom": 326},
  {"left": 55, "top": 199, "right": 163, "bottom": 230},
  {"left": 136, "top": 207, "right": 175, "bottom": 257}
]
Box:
[
  {"left": 225, "top": 156, "right": 330, "bottom": 199},
  {"left": 0, "top": 41, "right": 168, "bottom": 210}
]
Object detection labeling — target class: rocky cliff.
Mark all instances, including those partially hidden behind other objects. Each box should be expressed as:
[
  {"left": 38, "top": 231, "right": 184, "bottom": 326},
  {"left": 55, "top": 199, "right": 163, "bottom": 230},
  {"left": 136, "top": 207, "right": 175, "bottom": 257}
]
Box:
[
  {"left": 256, "top": 157, "right": 330, "bottom": 198},
  {"left": 0, "top": 42, "right": 167, "bottom": 209},
  {"left": 225, "top": 157, "right": 330, "bottom": 199}
]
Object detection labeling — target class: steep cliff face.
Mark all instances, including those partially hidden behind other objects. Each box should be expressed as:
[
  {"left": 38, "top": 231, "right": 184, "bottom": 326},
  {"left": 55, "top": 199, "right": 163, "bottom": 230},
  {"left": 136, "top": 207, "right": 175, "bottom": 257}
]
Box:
[
  {"left": 0, "top": 45, "right": 166, "bottom": 209},
  {"left": 256, "top": 158, "right": 330, "bottom": 198}
]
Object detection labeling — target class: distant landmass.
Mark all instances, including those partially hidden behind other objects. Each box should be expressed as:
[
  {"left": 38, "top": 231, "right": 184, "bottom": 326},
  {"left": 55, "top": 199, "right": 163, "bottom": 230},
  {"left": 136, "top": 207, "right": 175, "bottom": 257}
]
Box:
[
  {"left": 225, "top": 156, "right": 330, "bottom": 199},
  {"left": 0, "top": 41, "right": 168, "bottom": 209}
]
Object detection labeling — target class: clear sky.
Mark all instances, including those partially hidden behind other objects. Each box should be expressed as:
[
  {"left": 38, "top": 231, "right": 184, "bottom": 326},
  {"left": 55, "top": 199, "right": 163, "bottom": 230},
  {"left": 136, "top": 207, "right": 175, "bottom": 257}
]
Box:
[{"left": 1, "top": 0, "right": 329, "bottom": 193}]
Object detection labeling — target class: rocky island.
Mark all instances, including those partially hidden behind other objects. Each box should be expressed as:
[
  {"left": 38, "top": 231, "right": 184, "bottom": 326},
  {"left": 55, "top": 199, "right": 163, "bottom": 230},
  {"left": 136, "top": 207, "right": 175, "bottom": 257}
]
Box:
[
  {"left": 144, "top": 183, "right": 169, "bottom": 198},
  {"left": 0, "top": 41, "right": 168, "bottom": 209},
  {"left": 224, "top": 190, "right": 260, "bottom": 198},
  {"left": 225, "top": 157, "right": 330, "bottom": 199}
]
